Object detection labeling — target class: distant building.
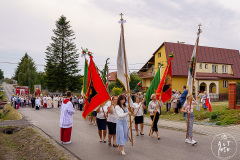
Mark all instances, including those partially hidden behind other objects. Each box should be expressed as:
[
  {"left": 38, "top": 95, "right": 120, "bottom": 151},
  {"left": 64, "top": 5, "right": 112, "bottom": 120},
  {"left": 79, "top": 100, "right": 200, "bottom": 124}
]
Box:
[
  {"left": 139, "top": 42, "right": 240, "bottom": 95},
  {"left": 108, "top": 71, "right": 117, "bottom": 84}
]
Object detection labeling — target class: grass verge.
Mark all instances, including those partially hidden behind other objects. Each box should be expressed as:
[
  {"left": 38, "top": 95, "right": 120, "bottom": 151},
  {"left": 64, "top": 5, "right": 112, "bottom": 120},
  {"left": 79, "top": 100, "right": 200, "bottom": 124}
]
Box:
[
  {"left": 0, "top": 126, "right": 75, "bottom": 160},
  {"left": 145, "top": 101, "right": 240, "bottom": 125},
  {"left": 0, "top": 104, "right": 22, "bottom": 121}
]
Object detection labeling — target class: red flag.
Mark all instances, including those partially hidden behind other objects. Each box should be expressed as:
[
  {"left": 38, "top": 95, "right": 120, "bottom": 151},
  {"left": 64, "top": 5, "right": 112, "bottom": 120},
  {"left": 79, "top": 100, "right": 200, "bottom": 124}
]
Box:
[
  {"left": 156, "top": 56, "right": 173, "bottom": 103},
  {"left": 206, "top": 94, "right": 212, "bottom": 112},
  {"left": 82, "top": 56, "right": 111, "bottom": 119},
  {"left": 137, "top": 82, "right": 141, "bottom": 86}
]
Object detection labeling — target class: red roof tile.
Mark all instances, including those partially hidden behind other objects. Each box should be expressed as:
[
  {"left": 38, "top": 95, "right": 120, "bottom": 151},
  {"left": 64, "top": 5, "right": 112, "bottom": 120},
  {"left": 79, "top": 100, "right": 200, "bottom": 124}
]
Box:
[
  {"left": 108, "top": 72, "right": 117, "bottom": 81},
  {"left": 163, "top": 42, "right": 240, "bottom": 78}
]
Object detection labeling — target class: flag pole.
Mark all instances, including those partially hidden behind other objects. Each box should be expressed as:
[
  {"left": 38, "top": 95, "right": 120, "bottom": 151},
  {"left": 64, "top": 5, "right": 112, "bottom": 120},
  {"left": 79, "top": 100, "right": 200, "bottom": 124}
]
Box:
[
  {"left": 120, "top": 13, "right": 133, "bottom": 146},
  {"left": 148, "top": 60, "right": 172, "bottom": 136},
  {"left": 186, "top": 24, "right": 201, "bottom": 139}
]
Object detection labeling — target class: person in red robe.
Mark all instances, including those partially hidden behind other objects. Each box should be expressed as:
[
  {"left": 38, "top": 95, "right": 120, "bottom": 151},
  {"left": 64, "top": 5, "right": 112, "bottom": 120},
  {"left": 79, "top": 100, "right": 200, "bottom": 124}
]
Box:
[{"left": 59, "top": 91, "right": 75, "bottom": 144}]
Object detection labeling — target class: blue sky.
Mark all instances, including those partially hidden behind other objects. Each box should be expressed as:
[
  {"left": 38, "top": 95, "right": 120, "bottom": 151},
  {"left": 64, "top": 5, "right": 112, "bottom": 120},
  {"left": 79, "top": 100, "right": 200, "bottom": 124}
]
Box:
[{"left": 1, "top": 0, "right": 240, "bottom": 78}]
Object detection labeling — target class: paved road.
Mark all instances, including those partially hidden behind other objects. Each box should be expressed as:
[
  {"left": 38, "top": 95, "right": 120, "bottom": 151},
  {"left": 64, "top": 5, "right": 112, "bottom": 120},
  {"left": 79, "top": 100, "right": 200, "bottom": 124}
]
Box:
[{"left": 2, "top": 83, "right": 240, "bottom": 160}]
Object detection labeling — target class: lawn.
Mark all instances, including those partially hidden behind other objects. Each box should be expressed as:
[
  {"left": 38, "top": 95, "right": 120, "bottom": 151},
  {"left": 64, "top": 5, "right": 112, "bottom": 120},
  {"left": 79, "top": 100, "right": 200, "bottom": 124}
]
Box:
[
  {"left": 145, "top": 101, "right": 240, "bottom": 125},
  {"left": 0, "top": 126, "right": 74, "bottom": 160},
  {"left": 0, "top": 104, "right": 22, "bottom": 121}
]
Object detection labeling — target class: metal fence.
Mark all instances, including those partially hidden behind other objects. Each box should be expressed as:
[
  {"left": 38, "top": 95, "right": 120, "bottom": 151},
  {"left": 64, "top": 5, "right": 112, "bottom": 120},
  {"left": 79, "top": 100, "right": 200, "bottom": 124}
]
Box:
[{"left": 236, "top": 84, "right": 240, "bottom": 105}]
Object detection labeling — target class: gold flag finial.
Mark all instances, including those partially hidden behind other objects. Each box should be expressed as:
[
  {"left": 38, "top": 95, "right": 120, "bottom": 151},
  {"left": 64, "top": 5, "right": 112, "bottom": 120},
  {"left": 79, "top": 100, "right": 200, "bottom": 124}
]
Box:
[{"left": 120, "top": 13, "right": 124, "bottom": 21}]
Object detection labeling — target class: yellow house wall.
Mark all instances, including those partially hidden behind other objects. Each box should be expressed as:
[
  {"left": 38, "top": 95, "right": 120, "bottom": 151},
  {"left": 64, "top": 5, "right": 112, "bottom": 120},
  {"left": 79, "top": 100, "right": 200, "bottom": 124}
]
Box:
[
  {"left": 196, "top": 63, "right": 233, "bottom": 74},
  {"left": 154, "top": 45, "right": 167, "bottom": 78},
  {"left": 171, "top": 76, "right": 187, "bottom": 92},
  {"left": 219, "top": 79, "right": 239, "bottom": 93}
]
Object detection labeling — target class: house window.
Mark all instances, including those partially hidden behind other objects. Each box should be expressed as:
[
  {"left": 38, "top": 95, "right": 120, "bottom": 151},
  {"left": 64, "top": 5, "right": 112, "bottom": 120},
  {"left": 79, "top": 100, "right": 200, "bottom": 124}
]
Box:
[
  {"left": 199, "top": 63, "right": 202, "bottom": 69},
  {"left": 158, "top": 52, "right": 161, "bottom": 57},
  {"left": 205, "top": 64, "right": 208, "bottom": 69},
  {"left": 223, "top": 80, "right": 228, "bottom": 88},
  {"left": 222, "top": 65, "right": 227, "bottom": 73},
  {"left": 152, "top": 66, "right": 155, "bottom": 75},
  {"left": 212, "top": 65, "right": 218, "bottom": 73}
]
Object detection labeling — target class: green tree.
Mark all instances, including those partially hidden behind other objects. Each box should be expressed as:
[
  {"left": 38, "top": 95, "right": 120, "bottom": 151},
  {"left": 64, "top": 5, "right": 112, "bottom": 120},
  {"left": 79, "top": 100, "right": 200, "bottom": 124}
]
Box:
[
  {"left": 15, "top": 53, "right": 37, "bottom": 92},
  {"left": 45, "top": 15, "right": 80, "bottom": 93},
  {"left": 13, "top": 53, "right": 29, "bottom": 81},
  {"left": 36, "top": 72, "right": 47, "bottom": 89},
  {"left": 129, "top": 72, "right": 142, "bottom": 90},
  {"left": 68, "top": 74, "right": 83, "bottom": 91},
  {"left": 99, "top": 58, "right": 110, "bottom": 85},
  {"left": 0, "top": 69, "right": 4, "bottom": 80}
]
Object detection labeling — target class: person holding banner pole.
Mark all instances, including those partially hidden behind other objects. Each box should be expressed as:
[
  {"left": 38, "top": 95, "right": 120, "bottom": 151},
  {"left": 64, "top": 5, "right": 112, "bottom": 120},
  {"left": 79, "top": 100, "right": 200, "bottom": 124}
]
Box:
[
  {"left": 148, "top": 94, "right": 163, "bottom": 139},
  {"left": 182, "top": 95, "right": 197, "bottom": 145}
]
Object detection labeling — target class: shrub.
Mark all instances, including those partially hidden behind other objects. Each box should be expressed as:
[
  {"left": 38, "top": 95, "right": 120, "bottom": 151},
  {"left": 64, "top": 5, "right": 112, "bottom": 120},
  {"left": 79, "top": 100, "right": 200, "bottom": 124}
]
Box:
[
  {"left": 112, "top": 87, "right": 123, "bottom": 96},
  {"left": 211, "top": 113, "right": 218, "bottom": 120}
]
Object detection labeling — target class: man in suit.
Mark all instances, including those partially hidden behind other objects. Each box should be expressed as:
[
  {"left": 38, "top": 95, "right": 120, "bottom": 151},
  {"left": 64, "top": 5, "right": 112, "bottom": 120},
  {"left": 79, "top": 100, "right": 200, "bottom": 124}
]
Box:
[{"left": 180, "top": 85, "right": 188, "bottom": 117}]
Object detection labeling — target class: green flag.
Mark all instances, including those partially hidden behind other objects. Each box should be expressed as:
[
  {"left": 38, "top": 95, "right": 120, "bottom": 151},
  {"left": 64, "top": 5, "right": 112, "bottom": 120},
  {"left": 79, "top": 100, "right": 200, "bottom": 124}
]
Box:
[
  {"left": 83, "top": 59, "right": 89, "bottom": 95},
  {"left": 145, "top": 67, "right": 161, "bottom": 108}
]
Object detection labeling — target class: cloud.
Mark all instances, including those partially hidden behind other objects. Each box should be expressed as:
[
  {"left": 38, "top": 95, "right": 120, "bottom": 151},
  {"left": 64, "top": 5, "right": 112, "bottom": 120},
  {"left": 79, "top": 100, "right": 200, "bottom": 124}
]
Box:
[{"left": 1, "top": 0, "right": 240, "bottom": 78}]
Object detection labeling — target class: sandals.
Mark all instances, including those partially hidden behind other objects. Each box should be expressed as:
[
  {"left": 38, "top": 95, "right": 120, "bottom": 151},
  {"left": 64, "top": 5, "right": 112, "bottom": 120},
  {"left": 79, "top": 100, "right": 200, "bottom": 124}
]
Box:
[
  {"left": 140, "top": 132, "right": 144, "bottom": 135},
  {"left": 157, "top": 136, "right": 161, "bottom": 140},
  {"left": 121, "top": 150, "right": 126, "bottom": 156},
  {"left": 108, "top": 141, "right": 111, "bottom": 146},
  {"left": 113, "top": 144, "right": 118, "bottom": 147}
]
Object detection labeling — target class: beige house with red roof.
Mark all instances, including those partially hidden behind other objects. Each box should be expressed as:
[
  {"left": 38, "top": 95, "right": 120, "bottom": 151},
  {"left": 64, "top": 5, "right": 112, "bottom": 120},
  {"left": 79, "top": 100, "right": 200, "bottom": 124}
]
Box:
[
  {"left": 139, "top": 42, "right": 240, "bottom": 96},
  {"left": 108, "top": 71, "right": 117, "bottom": 84}
]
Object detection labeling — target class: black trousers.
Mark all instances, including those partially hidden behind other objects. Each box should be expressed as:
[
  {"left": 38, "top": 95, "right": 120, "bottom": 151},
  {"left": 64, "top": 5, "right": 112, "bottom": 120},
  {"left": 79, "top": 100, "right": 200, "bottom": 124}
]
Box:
[
  {"left": 32, "top": 101, "right": 35, "bottom": 108},
  {"left": 79, "top": 104, "right": 83, "bottom": 111},
  {"left": 150, "top": 112, "right": 160, "bottom": 132},
  {"left": 14, "top": 101, "right": 17, "bottom": 109}
]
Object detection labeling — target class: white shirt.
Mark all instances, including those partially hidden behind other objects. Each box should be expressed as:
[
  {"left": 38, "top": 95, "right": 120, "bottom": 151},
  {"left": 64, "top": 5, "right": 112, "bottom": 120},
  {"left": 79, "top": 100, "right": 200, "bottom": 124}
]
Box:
[
  {"left": 115, "top": 105, "right": 129, "bottom": 120},
  {"left": 79, "top": 99, "right": 83, "bottom": 104},
  {"left": 107, "top": 104, "right": 117, "bottom": 123},
  {"left": 132, "top": 102, "right": 143, "bottom": 116},
  {"left": 96, "top": 104, "right": 108, "bottom": 119},
  {"left": 43, "top": 97, "right": 47, "bottom": 103},
  {"left": 148, "top": 100, "right": 163, "bottom": 114},
  {"left": 183, "top": 102, "right": 194, "bottom": 113},
  {"left": 35, "top": 99, "right": 40, "bottom": 106},
  {"left": 59, "top": 101, "right": 75, "bottom": 128}
]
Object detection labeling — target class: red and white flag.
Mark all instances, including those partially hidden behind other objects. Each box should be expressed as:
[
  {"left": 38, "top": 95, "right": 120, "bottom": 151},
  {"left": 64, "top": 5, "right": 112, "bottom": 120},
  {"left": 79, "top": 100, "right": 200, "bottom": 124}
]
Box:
[
  {"left": 137, "top": 82, "right": 141, "bottom": 86},
  {"left": 206, "top": 94, "right": 212, "bottom": 112}
]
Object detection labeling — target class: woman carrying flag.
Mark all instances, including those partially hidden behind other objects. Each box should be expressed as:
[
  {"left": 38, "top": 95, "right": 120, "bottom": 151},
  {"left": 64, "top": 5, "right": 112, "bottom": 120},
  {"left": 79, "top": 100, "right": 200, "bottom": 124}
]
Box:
[
  {"left": 182, "top": 95, "right": 197, "bottom": 145},
  {"left": 107, "top": 96, "right": 118, "bottom": 147},
  {"left": 116, "top": 95, "right": 131, "bottom": 155},
  {"left": 131, "top": 96, "right": 145, "bottom": 136},
  {"left": 148, "top": 94, "right": 163, "bottom": 140}
]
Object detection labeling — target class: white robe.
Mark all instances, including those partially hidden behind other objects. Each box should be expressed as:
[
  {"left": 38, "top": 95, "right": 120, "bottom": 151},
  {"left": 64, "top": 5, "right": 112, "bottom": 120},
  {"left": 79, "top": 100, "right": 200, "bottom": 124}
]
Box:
[
  {"left": 60, "top": 101, "right": 75, "bottom": 128},
  {"left": 53, "top": 97, "right": 58, "bottom": 108},
  {"left": 46, "top": 97, "right": 52, "bottom": 108}
]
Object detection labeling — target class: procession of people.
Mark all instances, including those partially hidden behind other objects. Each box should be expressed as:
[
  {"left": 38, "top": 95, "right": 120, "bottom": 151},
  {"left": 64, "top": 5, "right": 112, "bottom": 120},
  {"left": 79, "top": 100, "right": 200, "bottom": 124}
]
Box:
[{"left": 9, "top": 85, "right": 210, "bottom": 156}]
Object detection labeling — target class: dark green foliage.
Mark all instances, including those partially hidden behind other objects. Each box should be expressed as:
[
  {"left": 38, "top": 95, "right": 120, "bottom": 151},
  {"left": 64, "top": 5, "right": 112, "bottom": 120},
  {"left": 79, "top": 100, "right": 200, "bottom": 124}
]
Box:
[
  {"left": 211, "top": 113, "right": 217, "bottom": 120},
  {"left": 129, "top": 72, "right": 142, "bottom": 91},
  {"left": 99, "top": 58, "right": 110, "bottom": 85},
  {"left": 13, "top": 53, "right": 37, "bottom": 92},
  {"left": 67, "top": 74, "right": 83, "bottom": 92},
  {"left": 0, "top": 69, "right": 4, "bottom": 80},
  {"left": 36, "top": 72, "right": 47, "bottom": 89},
  {"left": 45, "top": 15, "right": 80, "bottom": 93}
]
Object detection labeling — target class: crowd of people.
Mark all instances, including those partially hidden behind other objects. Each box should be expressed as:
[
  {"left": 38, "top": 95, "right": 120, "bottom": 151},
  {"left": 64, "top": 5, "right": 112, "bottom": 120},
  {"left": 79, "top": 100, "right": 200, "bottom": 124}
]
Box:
[{"left": 11, "top": 85, "right": 211, "bottom": 156}]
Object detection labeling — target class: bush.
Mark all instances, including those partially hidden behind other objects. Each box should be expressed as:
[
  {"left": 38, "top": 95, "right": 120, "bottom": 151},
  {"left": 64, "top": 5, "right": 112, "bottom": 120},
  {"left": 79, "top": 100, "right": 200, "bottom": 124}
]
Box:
[
  {"left": 211, "top": 113, "right": 218, "bottom": 120},
  {"left": 112, "top": 87, "right": 123, "bottom": 96},
  {"left": 108, "top": 83, "right": 118, "bottom": 92}
]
